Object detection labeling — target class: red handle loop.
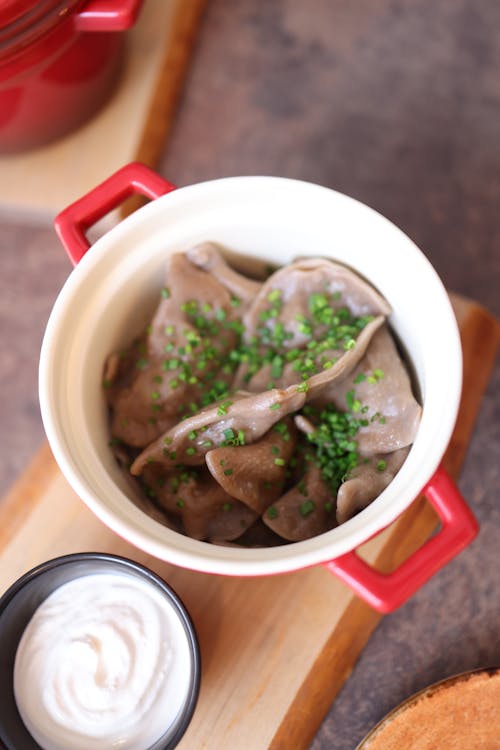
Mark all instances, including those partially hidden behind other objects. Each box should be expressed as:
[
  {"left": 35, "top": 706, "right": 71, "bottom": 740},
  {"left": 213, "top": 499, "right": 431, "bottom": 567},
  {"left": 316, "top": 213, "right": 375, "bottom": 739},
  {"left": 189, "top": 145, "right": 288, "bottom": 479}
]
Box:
[
  {"left": 74, "top": 0, "right": 144, "bottom": 32},
  {"left": 54, "top": 162, "right": 176, "bottom": 266},
  {"left": 325, "top": 465, "right": 478, "bottom": 613}
]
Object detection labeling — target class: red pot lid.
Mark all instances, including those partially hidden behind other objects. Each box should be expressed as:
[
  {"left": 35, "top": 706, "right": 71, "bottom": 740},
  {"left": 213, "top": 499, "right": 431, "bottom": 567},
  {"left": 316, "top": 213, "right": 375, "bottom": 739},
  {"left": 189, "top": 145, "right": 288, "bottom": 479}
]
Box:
[
  {"left": 0, "top": 1, "right": 83, "bottom": 32},
  {"left": 0, "top": 0, "right": 84, "bottom": 54}
]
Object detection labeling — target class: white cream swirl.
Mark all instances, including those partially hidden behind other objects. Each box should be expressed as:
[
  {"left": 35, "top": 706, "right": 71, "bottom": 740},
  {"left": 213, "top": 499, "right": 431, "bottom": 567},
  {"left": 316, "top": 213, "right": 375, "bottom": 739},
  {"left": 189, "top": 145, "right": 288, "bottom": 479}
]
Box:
[{"left": 14, "top": 573, "right": 192, "bottom": 750}]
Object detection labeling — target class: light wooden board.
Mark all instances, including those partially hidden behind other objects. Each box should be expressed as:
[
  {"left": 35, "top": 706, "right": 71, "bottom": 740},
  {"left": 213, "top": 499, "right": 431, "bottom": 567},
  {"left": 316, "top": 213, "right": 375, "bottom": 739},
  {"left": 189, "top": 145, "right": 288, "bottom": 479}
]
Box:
[
  {"left": 0, "top": 0, "right": 207, "bottom": 225},
  {"left": 0, "top": 296, "right": 498, "bottom": 750}
]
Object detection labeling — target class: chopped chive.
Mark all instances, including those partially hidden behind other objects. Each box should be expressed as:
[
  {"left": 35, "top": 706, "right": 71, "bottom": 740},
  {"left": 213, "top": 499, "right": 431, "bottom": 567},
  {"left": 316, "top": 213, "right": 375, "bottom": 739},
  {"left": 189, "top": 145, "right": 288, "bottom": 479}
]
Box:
[
  {"left": 376, "top": 460, "right": 387, "bottom": 472},
  {"left": 161, "top": 287, "right": 170, "bottom": 299},
  {"left": 297, "top": 480, "right": 308, "bottom": 496},
  {"left": 267, "top": 506, "right": 279, "bottom": 519},
  {"left": 216, "top": 399, "right": 233, "bottom": 416},
  {"left": 274, "top": 458, "right": 285, "bottom": 467},
  {"left": 186, "top": 447, "right": 196, "bottom": 456},
  {"left": 269, "top": 402, "right": 281, "bottom": 411},
  {"left": 223, "top": 468, "right": 234, "bottom": 476},
  {"left": 299, "top": 499, "right": 315, "bottom": 517},
  {"left": 222, "top": 502, "right": 233, "bottom": 511},
  {"left": 267, "top": 289, "right": 282, "bottom": 302}
]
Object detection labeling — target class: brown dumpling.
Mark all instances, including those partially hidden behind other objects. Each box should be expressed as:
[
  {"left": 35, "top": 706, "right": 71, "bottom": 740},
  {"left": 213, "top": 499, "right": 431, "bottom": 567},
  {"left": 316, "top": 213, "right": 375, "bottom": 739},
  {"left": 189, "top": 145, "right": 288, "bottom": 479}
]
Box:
[
  {"left": 205, "top": 418, "right": 297, "bottom": 514},
  {"left": 141, "top": 464, "right": 257, "bottom": 541},
  {"left": 130, "top": 385, "right": 306, "bottom": 475},
  {"left": 263, "top": 464, "right": 336, "bottom": 541},
  {"left": 336, "top": 447, "right": 410, "bottom": 524},
  {"left": 318, "top": 325, "right": 422, "bottom": 456},
  {"left": 234, "top": 257, "right": 391, "bottom": 393},
  {"left": 105, "top": 249, "right": 257, "bottom": 448},
  {"left": 185, "top": 242, "right": 262, "bottom": 302}
]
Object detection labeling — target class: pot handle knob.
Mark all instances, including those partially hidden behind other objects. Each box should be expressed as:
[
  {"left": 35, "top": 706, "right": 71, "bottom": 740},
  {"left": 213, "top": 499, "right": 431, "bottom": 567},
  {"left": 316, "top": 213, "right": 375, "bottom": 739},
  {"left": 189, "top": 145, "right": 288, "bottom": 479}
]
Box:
[
  {"left": 325, "top": 465, "right": 478, "bottom": 613},
  {"left": 54, "top": 162, "right": 176, "bottom": 266},
  {"left": 73, "top": 0, "right": 144, "bottom": 32}
]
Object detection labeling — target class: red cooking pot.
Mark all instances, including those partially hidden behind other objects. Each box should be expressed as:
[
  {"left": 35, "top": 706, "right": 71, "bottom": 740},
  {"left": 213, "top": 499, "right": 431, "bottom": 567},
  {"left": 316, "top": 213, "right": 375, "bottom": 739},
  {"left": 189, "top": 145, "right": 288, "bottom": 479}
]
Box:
[
  {"left": 0, "top": 0, "right": 143, "bottom": 152},
  {"left": 39, "top": 164, "right": 479, "bottom": 613}
]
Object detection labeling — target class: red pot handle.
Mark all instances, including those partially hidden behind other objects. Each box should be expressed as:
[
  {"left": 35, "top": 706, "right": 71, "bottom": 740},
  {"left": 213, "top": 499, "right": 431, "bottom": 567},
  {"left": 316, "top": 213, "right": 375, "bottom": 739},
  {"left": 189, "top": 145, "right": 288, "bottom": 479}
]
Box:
[
  {"left": 74, "top": 0, "right": 144, "bottom": 32},
  {"left": 325, "top": 465, "right": 478, "bottom": 613},
  {"left": 54, "top": 162, "right": 176, "bottom": 266}
]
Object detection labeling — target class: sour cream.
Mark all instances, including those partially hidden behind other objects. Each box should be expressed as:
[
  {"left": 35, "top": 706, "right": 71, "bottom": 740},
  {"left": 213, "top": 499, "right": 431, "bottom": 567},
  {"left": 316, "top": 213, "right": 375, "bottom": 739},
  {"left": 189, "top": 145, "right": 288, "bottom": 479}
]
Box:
[{"left": 13, "top": 573, "right": 193, "bottom": 750}]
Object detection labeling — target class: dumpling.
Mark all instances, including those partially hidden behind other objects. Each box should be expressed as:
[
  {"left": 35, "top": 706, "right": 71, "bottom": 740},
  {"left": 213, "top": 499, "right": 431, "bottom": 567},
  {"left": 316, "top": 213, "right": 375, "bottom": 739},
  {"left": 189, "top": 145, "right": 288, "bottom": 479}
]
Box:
[
  {"left": 130, "top": 386, "right": 306, "bottom": 474},
  {"left": 141, "top": 464, "right": 257, "bottom": 541},
  {"left": 104, "top": 248, "right": 260, "bottom": 447},
  {"left": 263, "top": 464, "right": 336, "bottom": 541},
  {"left": 205, "top": 418, "right": 297, "bottom": 513},
  {"left": 233, "top": 257, "right": 390, "bottom": 393},
  {"left": 336, "top": 448, "right": 410, "bottom": 524},
  {"left": 315, "top": 325, "right": 422, "bottom": 455}
]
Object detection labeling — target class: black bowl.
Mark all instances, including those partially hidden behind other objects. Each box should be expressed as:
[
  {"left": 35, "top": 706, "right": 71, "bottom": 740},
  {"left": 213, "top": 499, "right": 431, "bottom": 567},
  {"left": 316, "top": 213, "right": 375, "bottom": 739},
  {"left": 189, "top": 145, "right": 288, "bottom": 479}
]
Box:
[{"left": 0, "top": 552, "right": 201, "bottom": 750}]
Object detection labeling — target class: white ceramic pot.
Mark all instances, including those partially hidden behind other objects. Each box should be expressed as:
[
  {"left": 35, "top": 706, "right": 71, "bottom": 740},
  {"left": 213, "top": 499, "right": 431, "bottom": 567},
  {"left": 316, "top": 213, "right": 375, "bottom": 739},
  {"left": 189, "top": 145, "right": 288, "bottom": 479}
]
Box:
[{"left": 39, "top": 163, "right": 478, "bottom": 612}]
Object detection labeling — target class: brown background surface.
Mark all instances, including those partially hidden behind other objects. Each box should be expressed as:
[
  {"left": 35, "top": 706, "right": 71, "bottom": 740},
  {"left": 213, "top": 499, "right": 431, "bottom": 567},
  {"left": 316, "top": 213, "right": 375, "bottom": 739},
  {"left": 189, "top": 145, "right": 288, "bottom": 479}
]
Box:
[{"left": 0, "top": 1, "right": 499, "bottom": 748}]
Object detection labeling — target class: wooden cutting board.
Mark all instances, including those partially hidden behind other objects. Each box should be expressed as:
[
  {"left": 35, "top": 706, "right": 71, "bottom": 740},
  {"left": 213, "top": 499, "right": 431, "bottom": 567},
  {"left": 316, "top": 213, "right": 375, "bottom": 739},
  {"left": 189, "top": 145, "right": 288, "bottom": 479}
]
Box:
[{"left": 0, "top": 295, "right": 498, "bottom": 750}]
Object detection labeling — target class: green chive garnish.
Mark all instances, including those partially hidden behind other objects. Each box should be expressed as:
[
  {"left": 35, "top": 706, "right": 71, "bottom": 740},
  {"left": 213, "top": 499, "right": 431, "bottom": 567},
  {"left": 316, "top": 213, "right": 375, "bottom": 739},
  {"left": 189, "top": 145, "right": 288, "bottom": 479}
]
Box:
[{"left": 299, "top": 500, "right": 315, "bottom": 517}]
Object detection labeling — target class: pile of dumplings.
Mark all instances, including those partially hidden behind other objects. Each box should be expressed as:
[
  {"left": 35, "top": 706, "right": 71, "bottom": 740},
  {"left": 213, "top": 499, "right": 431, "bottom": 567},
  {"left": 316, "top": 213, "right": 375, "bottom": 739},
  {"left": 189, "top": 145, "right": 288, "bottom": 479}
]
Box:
[{"left": 104, "top": 244, "right": 421, "bottom": 546}]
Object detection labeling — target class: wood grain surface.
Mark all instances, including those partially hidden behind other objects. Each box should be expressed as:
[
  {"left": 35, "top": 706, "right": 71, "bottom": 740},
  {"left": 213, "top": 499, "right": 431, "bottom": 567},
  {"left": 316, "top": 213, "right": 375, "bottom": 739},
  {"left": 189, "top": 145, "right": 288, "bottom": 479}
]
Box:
[{"left": 0, "top": 295, "right": 498, "bottom": 750}]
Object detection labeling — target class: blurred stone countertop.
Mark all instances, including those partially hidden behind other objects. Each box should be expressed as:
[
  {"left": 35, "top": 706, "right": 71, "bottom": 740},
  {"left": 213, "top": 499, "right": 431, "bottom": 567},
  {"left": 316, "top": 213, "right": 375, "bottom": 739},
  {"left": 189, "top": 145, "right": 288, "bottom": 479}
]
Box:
[{"left": 0, "top": 2, "right": 499, "bottom": 749}]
